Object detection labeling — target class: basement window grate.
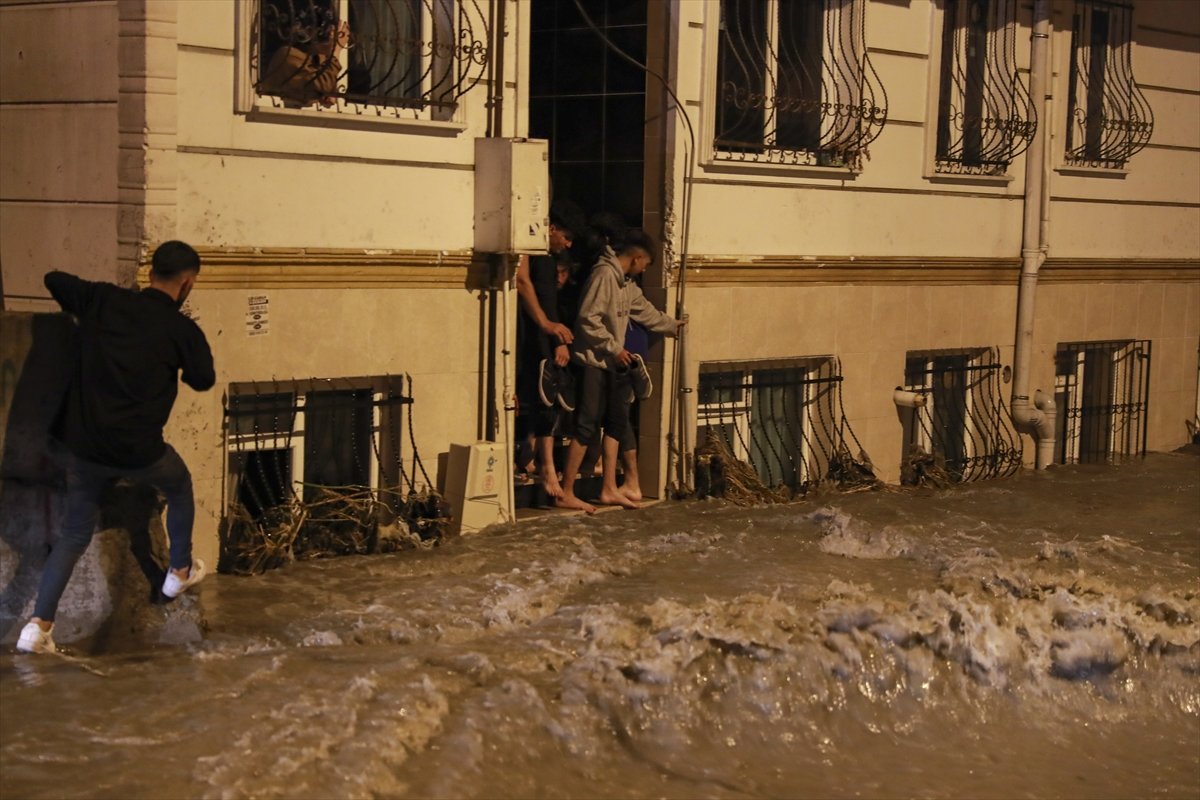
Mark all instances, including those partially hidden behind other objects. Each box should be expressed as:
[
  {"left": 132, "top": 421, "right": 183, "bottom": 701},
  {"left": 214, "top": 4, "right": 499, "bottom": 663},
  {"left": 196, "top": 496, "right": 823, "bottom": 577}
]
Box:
[
  {"left": 900, "top": 347, "right": 1023, "bottom": 484},
  {"left": 694, "top": 356, "right": 876, "bottom": 497},
  {"left": 221, "top": 375, "right": 441, "bottom": 573},
  {"left": 1054, "top": 339, "right": 1151, "bottom": 464}
]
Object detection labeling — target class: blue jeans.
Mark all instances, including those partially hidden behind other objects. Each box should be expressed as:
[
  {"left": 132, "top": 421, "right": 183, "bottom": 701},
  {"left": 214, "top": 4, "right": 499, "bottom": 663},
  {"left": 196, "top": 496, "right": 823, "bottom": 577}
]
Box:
[{"left": 33, "top": 445, "right": 195, "bottom": 622}]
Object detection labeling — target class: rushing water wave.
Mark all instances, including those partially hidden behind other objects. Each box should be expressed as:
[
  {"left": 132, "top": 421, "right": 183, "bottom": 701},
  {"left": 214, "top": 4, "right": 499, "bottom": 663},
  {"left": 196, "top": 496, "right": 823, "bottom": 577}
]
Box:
[{"left": 2, "top": 452, "right": 1198, "bottom": 799}]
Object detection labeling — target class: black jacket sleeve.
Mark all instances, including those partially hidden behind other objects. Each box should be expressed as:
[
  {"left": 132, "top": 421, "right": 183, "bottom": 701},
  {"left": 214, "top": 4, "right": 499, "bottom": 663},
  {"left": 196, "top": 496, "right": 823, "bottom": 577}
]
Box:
[
  {"left": 179, "top": 322, "right": 216, "bottom": 391},
  {"left": 44, "top": 271, "right": 98, "bottom": 316}
]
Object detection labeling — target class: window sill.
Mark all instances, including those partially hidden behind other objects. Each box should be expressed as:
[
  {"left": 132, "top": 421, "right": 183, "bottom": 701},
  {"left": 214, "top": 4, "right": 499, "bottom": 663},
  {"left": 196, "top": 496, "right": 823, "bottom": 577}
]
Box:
[
  {"left": 701, "top": 156, "right": 859, "bottom": 181},
  {"left": 244, "top": 100, "right": 467, "bottom": 137},
  {"left": 924, "top": 171, "right": 1015, "bottom": 187},
  {"left": 1055, "top": 165, "right": 1129, "bottom": 179}
]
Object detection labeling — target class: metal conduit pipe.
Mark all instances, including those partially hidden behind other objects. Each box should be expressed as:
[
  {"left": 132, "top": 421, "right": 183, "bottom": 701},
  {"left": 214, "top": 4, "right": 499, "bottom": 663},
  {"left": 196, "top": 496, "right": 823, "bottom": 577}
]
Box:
[{"left": 1011, "top": 0, "right": 1057, "bottom": 469}]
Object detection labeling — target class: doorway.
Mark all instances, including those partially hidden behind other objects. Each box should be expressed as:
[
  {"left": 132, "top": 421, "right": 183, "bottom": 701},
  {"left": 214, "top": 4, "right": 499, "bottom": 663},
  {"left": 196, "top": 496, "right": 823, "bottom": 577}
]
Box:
[{"left": 529, "top": 0, "right": 647, "bottom": 225}]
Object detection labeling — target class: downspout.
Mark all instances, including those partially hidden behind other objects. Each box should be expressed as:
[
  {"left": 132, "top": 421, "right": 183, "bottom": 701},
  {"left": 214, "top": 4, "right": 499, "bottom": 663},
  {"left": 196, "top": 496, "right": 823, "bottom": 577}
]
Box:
[
  {"left": 1011, "top": 0, "right": 1056, "bottom": 469},
  {"left": 493, "top": 0, "right": 516, "bottom": 521}
]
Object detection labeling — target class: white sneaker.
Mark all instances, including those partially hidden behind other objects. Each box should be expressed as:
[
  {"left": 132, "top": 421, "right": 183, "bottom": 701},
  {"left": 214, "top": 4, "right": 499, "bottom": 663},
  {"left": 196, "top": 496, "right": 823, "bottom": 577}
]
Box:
[
  {"left": 16, "top": 621, "right": 56, "bottom": 654},
  {"left": 162, "top": 559, "right": 207, "bottom": 599}
]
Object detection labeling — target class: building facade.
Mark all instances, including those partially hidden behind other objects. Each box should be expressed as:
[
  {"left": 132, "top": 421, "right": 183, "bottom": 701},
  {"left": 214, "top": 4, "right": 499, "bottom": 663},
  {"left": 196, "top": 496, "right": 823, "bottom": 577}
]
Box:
[{"left": 1, "top": 0, "right": 1197, "bottom": 571}]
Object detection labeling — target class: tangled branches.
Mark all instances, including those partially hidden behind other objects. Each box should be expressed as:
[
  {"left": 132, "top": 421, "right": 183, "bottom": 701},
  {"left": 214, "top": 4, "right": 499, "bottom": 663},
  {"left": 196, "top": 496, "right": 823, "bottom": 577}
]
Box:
[
  {"left": 694, "top": 433, "right": 792, "bottom": 506},
  {"left": 219, "top": 485, "right": 450, "bottom": 576}
]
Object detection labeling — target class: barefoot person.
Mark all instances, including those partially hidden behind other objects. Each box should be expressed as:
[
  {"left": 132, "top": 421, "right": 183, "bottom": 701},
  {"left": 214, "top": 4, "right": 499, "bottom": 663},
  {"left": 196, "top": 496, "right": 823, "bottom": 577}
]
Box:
[
  {"left": 16, "top": 241, "right": 216, "bottom": 654},
  {"left": 515, "top": 201, "right": 584, "bottom": 499},
  {"left": 557, "top": 229, "right": 684, "bottom": 512}
]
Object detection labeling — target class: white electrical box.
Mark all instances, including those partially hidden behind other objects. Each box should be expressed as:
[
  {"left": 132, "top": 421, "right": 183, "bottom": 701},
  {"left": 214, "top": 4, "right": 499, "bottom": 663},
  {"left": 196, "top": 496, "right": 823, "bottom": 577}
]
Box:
[
  {"left": 442, "top": 441, "right": 512, "bottom": 535},
  {"left": 474, "top": 137, "right": 550, "bottom": 254}
]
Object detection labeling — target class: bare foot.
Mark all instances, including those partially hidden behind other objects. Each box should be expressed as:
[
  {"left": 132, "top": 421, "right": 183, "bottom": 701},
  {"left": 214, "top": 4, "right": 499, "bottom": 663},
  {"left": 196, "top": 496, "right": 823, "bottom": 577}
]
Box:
[
  {"left": 619, "top": 485, "right": 643, "bottom": 503},
  {"left": 598, "top": 488, "right": 640, "bottom": 509},
  {"left": 555, "top": 493, "right": 596, "bottom": 514},
  {"left": 540, "top": 467, "right": 564, "bottom": 499}
]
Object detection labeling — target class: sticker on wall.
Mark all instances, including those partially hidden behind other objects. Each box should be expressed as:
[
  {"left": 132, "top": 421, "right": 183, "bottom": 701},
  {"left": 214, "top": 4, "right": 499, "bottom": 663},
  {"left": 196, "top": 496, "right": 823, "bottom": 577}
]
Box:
[{"left": 246, "top": 294, "right": 270, "bottom": 337}]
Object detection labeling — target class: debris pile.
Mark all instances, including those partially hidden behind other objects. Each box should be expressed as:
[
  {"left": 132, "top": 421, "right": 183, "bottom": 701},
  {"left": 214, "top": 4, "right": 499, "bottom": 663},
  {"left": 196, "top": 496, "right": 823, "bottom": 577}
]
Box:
[{"left": 219, "top": 486, "right": 450, "bottom": 576}]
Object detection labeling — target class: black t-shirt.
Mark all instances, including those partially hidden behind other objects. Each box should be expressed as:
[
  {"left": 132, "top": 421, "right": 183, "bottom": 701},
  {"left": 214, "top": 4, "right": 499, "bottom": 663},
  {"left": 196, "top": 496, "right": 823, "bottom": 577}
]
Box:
[
  {"left": 44, "top": 272, "right": 215, "bottom": 468},
  {"left": 520, "top": 255, "right": 564, "bottom": 359}
]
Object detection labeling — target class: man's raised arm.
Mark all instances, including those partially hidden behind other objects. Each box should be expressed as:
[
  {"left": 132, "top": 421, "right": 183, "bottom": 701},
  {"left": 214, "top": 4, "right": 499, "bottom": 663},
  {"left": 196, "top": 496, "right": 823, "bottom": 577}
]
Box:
[{"left": 43, "top": 271, "right": 98, "bottom": 316}]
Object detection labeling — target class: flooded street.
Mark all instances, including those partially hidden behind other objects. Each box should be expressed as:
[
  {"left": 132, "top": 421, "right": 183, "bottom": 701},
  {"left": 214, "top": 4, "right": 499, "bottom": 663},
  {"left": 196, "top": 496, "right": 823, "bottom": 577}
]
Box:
[{"left": 2, "top": 452, "right": 1198, "bottom": 800}]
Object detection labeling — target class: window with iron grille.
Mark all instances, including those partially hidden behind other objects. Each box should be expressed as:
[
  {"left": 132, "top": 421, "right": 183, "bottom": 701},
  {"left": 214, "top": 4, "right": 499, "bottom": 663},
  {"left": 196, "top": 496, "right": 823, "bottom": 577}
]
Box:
[
  {"left": 933, "top": 0, "right": 1035, "bottom": 176},
  {"left": 900, "top": 347, "right": 1022, "bottom": 484},
  {"left": 247, "top": 0, "right": 490, "bottom": 119},
  {"left": 711, "top": 0, "right": 887, "bottom": 169},
  {"left": 225, "top": 376, "right": 418, "bottom": 521},
  {"left": 1054, "top": 340, "right": 1151, "bottom": 464},
  {"left": 1064, "top": 0, "right": 1153, "bottom": 170},
  {"left": 694, "top": 357, "right": 873, "bottom": 495}
]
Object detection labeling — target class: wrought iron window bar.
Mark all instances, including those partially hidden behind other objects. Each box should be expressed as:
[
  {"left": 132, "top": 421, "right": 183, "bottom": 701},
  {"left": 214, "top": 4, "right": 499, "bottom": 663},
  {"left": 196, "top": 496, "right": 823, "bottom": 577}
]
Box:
[
  {"left": 1064, "top": 0, "right": 1153, "bottom": 170},
  {"left": 694, "top": 357, "right": 876, "bottom": 497},
  {"left": 900, "top": 348, "right": 1023, "bottom": 484},
  {"left": 221, "top": 375, "right": 437, "bottom": 572},
  {"left": 934, "top": 0, "right": 1035, "bottom": 176},
  {"left": 253, "top": 0, "right": 491, "bottom": 114},
  {"left": 1054, "top": 340, "right": 1151, "bottom": 464},
  {"left": 713, "top": 0, "right": 888, "bottom": 169}
]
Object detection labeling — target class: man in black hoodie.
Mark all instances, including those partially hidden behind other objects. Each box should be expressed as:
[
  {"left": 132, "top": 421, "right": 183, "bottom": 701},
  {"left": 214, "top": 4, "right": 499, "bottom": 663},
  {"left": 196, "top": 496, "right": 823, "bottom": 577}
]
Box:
[{"left": 16, "top": 241, "right": 216, "bottom": 654}]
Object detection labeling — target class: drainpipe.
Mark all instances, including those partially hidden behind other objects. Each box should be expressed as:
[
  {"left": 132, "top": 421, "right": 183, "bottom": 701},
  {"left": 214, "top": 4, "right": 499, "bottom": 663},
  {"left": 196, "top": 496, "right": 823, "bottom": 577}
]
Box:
[{"left": 1011, "top": 0, "right": 1056, "bottom": 469}]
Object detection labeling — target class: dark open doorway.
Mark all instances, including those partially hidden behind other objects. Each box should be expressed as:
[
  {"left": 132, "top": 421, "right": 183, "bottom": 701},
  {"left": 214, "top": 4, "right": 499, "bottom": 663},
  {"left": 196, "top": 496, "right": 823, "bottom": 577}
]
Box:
[{"left": 529, "top": 0, "right": 647, "bottom": 226}]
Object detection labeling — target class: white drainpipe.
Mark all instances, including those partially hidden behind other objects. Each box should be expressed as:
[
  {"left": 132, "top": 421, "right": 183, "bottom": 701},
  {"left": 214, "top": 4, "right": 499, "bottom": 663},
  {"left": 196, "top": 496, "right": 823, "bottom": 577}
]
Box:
[{"left": 1011, "top": 0, "right": 1057, "bottom": 469}]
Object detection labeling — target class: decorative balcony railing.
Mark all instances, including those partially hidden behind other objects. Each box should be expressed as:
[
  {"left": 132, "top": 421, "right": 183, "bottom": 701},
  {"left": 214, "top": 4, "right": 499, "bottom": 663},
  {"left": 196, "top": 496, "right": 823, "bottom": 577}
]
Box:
[
  {"left": 1065, "top": 0, "right": 1153, "bottom": 170},
  {"left": 253, "top": 0, "right": 491, "bottom": 114},
  {"left": 713, "top": 0, "right": 888, "bottom": 169},
  {"left": 934, "top": 0, "right": 1035, "bottom": 176}
]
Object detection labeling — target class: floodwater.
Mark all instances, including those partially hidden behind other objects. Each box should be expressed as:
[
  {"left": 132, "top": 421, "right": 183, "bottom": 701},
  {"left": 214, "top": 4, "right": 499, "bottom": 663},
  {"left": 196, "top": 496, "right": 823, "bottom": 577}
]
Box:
[{"left": 2, "top": 453, "right": 1198, "bottom": 800}]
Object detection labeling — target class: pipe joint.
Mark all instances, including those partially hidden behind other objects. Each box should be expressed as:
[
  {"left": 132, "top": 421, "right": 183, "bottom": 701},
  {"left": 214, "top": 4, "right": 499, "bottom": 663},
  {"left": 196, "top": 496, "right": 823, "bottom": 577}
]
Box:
[
  {"left": 1011, "top": 391, "right": 1057, "bottom": 470},
  {"left": 893, "top": 388, "right": 927, "bottom": 409}
]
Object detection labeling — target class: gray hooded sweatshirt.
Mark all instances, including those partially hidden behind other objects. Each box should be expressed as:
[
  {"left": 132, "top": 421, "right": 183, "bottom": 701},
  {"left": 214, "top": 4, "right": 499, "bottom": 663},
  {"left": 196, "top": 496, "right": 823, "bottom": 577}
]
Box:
[{"left": 573, "top": 248, "right": 679, "bottom": 371}]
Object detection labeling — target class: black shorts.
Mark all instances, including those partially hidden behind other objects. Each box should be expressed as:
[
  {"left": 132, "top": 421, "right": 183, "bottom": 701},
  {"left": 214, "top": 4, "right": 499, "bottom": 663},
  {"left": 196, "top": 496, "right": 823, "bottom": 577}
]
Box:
[{"left": 574, "top": 365, "right": 630, "bottom": 447}]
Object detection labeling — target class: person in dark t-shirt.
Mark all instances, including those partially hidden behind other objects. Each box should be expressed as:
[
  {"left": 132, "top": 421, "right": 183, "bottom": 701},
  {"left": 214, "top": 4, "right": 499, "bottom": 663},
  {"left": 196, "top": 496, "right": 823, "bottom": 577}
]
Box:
[
  {"left": 17, "top": 241, "right": 216, "bottom": 655},
  {"left": 515, "top": 200, "right": 585, "bottom": 499}
]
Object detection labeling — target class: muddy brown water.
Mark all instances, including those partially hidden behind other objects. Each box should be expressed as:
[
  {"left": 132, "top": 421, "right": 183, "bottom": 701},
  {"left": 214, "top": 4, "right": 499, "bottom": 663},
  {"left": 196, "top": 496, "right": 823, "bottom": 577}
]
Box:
[{"left": 2, "top": 452, "right": 1198, "bottom": 800}]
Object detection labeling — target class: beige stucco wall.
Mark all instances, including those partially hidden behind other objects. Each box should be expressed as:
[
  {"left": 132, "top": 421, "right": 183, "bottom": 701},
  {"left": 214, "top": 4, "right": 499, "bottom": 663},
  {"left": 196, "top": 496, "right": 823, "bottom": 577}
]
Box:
[
  {"left": 160, "top": 0, "right": 530, "bottom": 563},
  {"left": 0, "top": 0, "right": 120, "bottom": 306},
  {"left": 170, "top": 284, "right": 486, "bottom": 567},
  {"left": 684, "top": 278, "right": 1199, "bottom": 485},
  {"left": 660, "top": 0, "right": 1200, "bottom": 488}
]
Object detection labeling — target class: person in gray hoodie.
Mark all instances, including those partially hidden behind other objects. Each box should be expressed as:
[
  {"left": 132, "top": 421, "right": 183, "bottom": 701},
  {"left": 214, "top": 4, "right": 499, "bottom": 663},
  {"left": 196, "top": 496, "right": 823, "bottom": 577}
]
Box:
[{"left": 556, "top": 229, "right": 685, "bottom": 512}]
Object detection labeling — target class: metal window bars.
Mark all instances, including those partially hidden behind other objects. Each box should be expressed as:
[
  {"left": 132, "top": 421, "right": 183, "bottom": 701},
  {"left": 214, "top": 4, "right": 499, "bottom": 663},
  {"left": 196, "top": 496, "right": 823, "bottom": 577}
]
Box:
[
  {"left": 253, "top": 0, "right": 490, "bottom": 114},
  {"left": 934, "top": 0, "right": 1035, "bottom": 176},
  {"left": 694, "top": 357, "right": 877, "bottom": 499},
  {"left": 900, "top": 347, "right": 1023, "bottom": 484},
  {"left": 1064, "top": 0, "right": 1153, "bottom": 170},
  {"left": 1054, "top": 340, "right": 1151, "bottom": 464},
  {"left": 714, "top": 0, "right": 888, "bottom": 169},
  {"left": 221, "top": 375, "right": 441, "bottom": 573}
]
